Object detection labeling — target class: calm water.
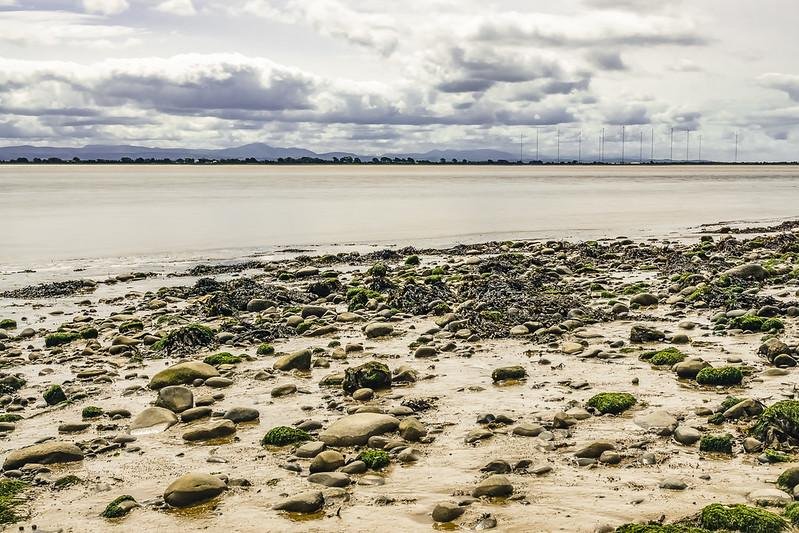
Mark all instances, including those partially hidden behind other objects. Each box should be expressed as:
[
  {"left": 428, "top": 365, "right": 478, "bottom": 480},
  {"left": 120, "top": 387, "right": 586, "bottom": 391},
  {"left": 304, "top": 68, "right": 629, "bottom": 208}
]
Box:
[{"left": 1, "top": 164, "right": 798, "bottom": 281}]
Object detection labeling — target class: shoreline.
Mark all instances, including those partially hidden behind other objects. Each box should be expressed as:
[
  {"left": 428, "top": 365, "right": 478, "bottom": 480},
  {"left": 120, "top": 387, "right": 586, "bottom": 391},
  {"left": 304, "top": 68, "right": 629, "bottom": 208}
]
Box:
[{"left": 2, "top": 220, "right": 799, "bottom": 531}]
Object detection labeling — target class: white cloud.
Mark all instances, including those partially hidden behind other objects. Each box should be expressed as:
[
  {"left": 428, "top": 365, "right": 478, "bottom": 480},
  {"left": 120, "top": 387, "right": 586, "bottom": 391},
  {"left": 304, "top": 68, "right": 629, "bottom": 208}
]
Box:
[
  {"left": 0, "top": 11, "right": 141, "bottom": 47},
  {"left": 155, "top": 0, "right": 197, "bottom": 16},
  {"left": 759, "top": 73, "right": 799, "bottom": 102},
  {"left": 83, "top": 0, "right": 130, "bottom": 16}
]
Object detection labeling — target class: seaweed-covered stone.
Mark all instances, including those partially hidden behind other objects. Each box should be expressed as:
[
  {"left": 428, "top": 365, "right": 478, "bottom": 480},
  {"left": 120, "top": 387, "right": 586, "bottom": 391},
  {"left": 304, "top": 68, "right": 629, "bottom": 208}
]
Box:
[
  {"left": 699, "top": 503, "right": 787, "bottom": 532},
  {"left": 43, "top": 384, "right": 67, "bottom": 405},
  {"left": 751, "top": 400, "right": 799, "bottom": 444},
  {"left": 100, "top": 495, "right": 138, "bottom": 518},
  {"left": 148, "top": 361, "right": 219, "bottom": 389},
  {"left": 640, "top": 347, "right": 686, "bottom": 366},
  {"left": 699, "top": 434, "right": 733, "bottom": 454},
  {"left": 151, "top": 324, "right": 215, "bottom": 355},
  {"left": 0, "top": 479, "right": 27, "bottom": 525},
  {"left": 3, "top": 442, "right": 84, "bottom": 470},
  {"left": 343, "top": 361, "right": 391, "bottom": 394},
  {"left": 358, "top": 448, "right": 390, "bottom": 470},
  {"left": 696, "top": 366, "right": 743, "bottom": 386},
  {"left": 203, "top": 352, "right": 242, "bottom": 366},
  {"left": 615, "top": 525, "right": 713, "bottom": 532},
  {"left": 261, "top": 426, "right": 310, "bottom": 446},
  {"left": 491, "top": 365, "right": 527, "bottom": 382},
  {"left": 81, "top": 406, "right": 104, "bottom": 419},
  {"left": 777, "top": 467, "right": 799, "bottom": 491},
  {"left": 45, "top": 332, "right": 80, "bottom": 348},
  {"left": 163, "top": 473, "right": 226, "bottom": 508},
  {"left": 256, "top": 343, "right": 275, "bottom": 356},
  {"left": 587, "top": 392, "right": 637, "bottom": 415},
  {"left": 630, "top": 325, "right": 665, "bottom": 343},
  {"left": 723, "top": 263, "right": 770, "bottom": 280},
  {"left": 729, "top": 315, "right": 784, "bottom": 333},
  {"left": 0, "top": 319, "right": 16, "bottom": 330}
]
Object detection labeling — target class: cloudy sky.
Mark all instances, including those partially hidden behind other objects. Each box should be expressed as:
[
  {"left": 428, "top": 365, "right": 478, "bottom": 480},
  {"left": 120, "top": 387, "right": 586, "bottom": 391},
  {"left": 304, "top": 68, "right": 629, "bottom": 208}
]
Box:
[{"left": 0, "top": 0, "right": 797, "bottom": 161}]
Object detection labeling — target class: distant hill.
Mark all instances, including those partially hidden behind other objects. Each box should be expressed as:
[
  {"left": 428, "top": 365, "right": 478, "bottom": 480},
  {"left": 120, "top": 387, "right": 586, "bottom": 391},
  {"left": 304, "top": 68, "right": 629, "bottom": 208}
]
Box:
[{"left": 0, "top": 143, "right": 521, "bottom": 162}]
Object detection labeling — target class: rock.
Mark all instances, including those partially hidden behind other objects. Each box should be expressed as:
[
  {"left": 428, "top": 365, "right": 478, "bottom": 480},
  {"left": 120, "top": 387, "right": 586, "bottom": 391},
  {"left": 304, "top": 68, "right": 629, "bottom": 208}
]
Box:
[
  {"left": 432, "top": 502, "right": 466, "bottom": 523},
  {"left": 308, "top": 472, "right": 350, "bottom": 488},
  {"left": 319, "top": 413, "right": 400, "bottom": 446},
  {"left": 273, "top": 491, "right": 325, "bottom": 513},
  {"left": 414, "top": 346, "right": 437, "bottom": 358},
  {"left": 491, "top": 366, "right": 527, "bottom": 382},
  {"left": 774, "top": 354, "right": 797, "bottom": 368},
  {"left": 310, "top": 450, "right": 345, "bottom": 473},
  {"left": 747, "top": 488, "right": 792, "bottom": 506},
  {"left": 630, "top": 324, "right": 664, "bottom": 343},
  {"left": 509, "top": 325, "right": 529, "bottom": 336},
  {"left": 3, "top": 442, "right": 84, "bottom": 470},
  {"left": 181, "top": 406, "right": 212, "bottom": 422},
  {"left": 634, "top": 410, "right": 678, "bottom": 436},
  {"left": 204, "top": 376, "right": 234, "bottom": 388},
  {"left": 155, "top": 386, "right": 194, "bottom": 413},
  {"left": 472, "top": 475, "right": 513, "bottom": 498},
  {"left": 723, "top": 399, "right": 763, "bottom": 419},
  {"left": 574, "top": 441, "right": 615, "bottom": 459},
  {"left": 659, "top": 478, "right": 687, "bottom": 490},
  {"left": 759, "top": 338, "right": 791, "bottom": 362},
  {"left": 149, "top": 362, "right": 219, "bottom": 389},
  {"left": 271, "top": 383, "right": 297, "bottom": 397},
  {"left": 674, "top": 426, "right": 701, "bottom": 446},
  {"left": 301, "top": 305, "right": 328, "bottom": 318},
  {"left": 399, "top": 417, "right": 426, "bottom": 441},
  {"left": 562, "top": 342, "right": 584, "bottom": 355},
  {"left": 675, "top": 358, "right": 710, "bottom": 379},
  {"left": 630, "top": 293, "right": 658, "bottom": 306},
  {"left": 163, "top": 473, "right": 227, "bottom": 508},
  {"left": 295, "top": 441, "right": 326, "bottom": 458},
  {"left": 273, "top": 349, "right": 312, "bottom": 371},
  {"left": 465, "top": 428, "right": 494, "bottom": 443},
  {"left": 223, "top": 407, "right": 259, "bottom": 423},
  {"left": 182, "top": 420, "right": 236, "bottom": 442},
  {"left": 352, "top": 388, "right": 374, "bottom": 401},
  {"left": 130, "top": 407, "right": 179, "bottom": 435},
  {"left": 365, "top": 323, "right": 394, "bottom": 338},
  {"left": 743, "top": 437, "right": 764, "bottom": 453},
  {"left": 599, "top": 451, "right": 621, "bottom": 465},
  {"left": 724, "top": 263, "right": 769, "bottom": 281},
  {"left": 341, "top": 461, "right": 367, "bottom": 474},
  {"left": 513, "top": 423, "right": 544, "bottom": 437},
  {"left": 246, "top": 298, "right": 274, "bottom": 312},
  {"left": 343, "top": 361, "right": 391, "bottom": 393}
]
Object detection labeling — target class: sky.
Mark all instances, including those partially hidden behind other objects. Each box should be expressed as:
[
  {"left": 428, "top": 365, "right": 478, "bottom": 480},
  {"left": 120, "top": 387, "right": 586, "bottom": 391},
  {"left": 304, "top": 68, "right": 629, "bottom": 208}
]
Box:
[{"left": 0, "top": 0, "right": 798, "bottom": 161}]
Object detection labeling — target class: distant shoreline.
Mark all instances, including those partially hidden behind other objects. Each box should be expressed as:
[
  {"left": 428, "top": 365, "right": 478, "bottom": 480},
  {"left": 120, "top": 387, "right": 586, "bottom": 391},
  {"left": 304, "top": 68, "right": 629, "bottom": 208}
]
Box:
[{"left": 0, "top": 159, "right": 797, "bottom": 166}]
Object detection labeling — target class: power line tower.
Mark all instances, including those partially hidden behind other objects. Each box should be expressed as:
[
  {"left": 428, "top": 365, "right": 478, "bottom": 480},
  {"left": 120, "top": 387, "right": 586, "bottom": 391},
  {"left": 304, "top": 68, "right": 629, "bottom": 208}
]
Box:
[
  {"left": 536, "top": 127, "right": 540, "bottom": 162},
  {"left": 639, "top": 130, "right": 643, "bottom": 163},
  {"left": 601, "top": 128, "right": 605, "bottom": 163},
  {"left": 698, "top": 134, "right": 702, "bottom": 161},
  {"left": 686, "top": 129, "right": 690, "bottom": 161},
  {"left": 670, "top": 127, "right": 674, "bottom": 162},
  {"left": 621, "top": 125, "right": 625, "bottom": 164},
  {"left": 556, "top": 127, "right": 560, "bottom": 163},
  {"left": 519, "top": 132, "right": 524, "bottom": 163},
  {"left": 735, "top": 132, "right": 739, "bottom": 163},
  {"left": 578, "top": 130, "right": 582, "bottom": 164},
  {"left": 650, "top": 127, "right": 654, "bottom": 162}
]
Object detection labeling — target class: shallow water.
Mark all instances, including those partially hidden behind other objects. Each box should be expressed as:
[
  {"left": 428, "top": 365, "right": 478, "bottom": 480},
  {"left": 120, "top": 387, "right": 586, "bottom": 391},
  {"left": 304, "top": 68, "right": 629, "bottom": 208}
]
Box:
[{"left": 1, "top": 164, "right": 798, "bottom": 279}]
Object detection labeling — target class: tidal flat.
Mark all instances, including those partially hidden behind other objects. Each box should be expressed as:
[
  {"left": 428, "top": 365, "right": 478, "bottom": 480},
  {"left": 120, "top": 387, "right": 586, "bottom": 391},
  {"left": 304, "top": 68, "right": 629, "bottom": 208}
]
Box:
[{"left": 3, "top": 221, "right": 799, "bottom": 532}]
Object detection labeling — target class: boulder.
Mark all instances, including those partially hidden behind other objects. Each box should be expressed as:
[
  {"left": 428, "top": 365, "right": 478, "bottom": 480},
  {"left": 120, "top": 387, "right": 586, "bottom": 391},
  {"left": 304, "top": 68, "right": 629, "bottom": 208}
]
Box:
[
  {"left": 149, "top": 362, "right": 219, "bottom": 389},
  {"left": 3, "top": 442, "right": 84, "bottom": 470},
  {"left": 273, "top": 491, "right": 324, "bottom": 513},
  {"left": 130, "top": 407, "right": 179, "bottom": 435},
  {"left": 319, "top": 413, "right": 400, "bottom": 446},
  {"left": 155, "top": 385, "right": 194, "bottom": 413},
  {"left": 163, "top": 473, "right": 227, "bottom": 508},
  {"left": 273, "top": 349, "right": 312, "bottom": 371},
  {"left": 182, "top": 420, "right": 236, "bottom": 442}
]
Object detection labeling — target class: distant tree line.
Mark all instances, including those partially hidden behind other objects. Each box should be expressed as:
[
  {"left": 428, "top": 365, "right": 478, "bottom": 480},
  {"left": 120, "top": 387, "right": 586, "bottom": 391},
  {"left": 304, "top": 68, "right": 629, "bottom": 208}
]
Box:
[{"left": 0, "top": 156, "right": 794, "bottom": 165}]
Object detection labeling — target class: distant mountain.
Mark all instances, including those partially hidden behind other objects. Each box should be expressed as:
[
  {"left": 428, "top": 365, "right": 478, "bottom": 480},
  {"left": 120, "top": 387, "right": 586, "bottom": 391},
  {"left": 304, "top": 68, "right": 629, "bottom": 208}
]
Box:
[{"left": 0, "top": 143, "right": 522, "bottom": 162}]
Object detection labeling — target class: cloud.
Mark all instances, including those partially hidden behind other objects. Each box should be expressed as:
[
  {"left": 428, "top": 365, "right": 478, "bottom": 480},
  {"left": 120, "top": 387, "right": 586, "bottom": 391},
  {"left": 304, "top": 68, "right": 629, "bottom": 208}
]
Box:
[
  {"left": 587, "top": 50, "right": 627, "bottom": 71},
  {"left": 82, "top": 0, "right": 129, "bottom": 15},
  {"left": 155, "top": 0, "right": 196, "bottom": 16},
  {"left": 0, "top": 10, "right": 141, "bottom": 47},
  {"left": 759, "top": 73, "right": 799, "bottom": 102}
]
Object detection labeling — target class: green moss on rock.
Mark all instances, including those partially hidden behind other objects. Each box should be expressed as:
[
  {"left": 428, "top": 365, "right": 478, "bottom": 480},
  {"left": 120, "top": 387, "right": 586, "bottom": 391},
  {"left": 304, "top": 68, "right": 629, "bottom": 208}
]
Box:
[
  {"left": 81, "top": 406, "right": 103, "bottom": 419},
  {"left": 343, "top": 361, "right": 392, "bottom": 394},
  {"left": 750, "top": 400, "right": 799, "bottom": 443},
  {"left": 699, "top": 503, "right": 787, "bottom": 533},
  {"left": 784, "top": 502, "right": 799, "bottom": 526},
  {"left": 203, "top": 352, "right": 242, "bottom": 366},
  {"left": 764, "top": 449, "right": 792, "bottom": 463},
  {"left": 587, "top": 392, "right": 637, "bottom": 415},
  {"left": 696, "top": 366, "right": 743, "bottom": 386},
  {"left": 45, "top": 331, "right": 80, "bottom": 348},
  {"left": 53, "top": 475, "right": 81, "bottom": 489},
  {"left": 777, "top": 467, "right": 799, "bottom": 491},
  {"left": 100, "top": 495, "right": 137, "bottom": 519},
  {"left": 0, "top": 319, "right": 16, "bottom": 330},
  {"left": 641, "top": 347, "right": 686, "bottom": 366},
  {"left": 0, "top": 479, "right": 27, "bottom": 524},
  {"left": 118, "top": 320, "right": 143, "bottom": 334},
  {"left": 729, "top": 315, "right": 784, "bottom": 333},
  {"left": 80, "top": 327, "right": 98, "bottom": 339},
  {"left": 699, "top": 434, "right": 733, "bottom": 454},
  {"left": 0, "top": 414, "right": 22, "bottom": 423},
  {"left": 359, "top": 448, "right": 390, "bottom": 470},
  {"left": 256, "top": 343, "right": 275, "bottom": 356},
  {"left": 261, "top": 426, "right": 310, "bottom": 446},
  {"left": 616, "top": 525, "right": 712, "bottom": 533},
  {"left": 43, "top": 384, "right": 67, "bottom": 405}
]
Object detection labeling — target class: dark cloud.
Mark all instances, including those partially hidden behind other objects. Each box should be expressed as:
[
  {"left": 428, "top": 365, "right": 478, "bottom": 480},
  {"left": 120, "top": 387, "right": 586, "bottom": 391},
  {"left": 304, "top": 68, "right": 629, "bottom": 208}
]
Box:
[{"left": 587, "top": 50, "right": 626, "bottom": 71}]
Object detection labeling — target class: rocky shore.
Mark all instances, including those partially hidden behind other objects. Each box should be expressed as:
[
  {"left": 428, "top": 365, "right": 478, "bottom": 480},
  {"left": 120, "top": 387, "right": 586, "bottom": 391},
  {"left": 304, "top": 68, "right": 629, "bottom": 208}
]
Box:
[{"left": 3, "top": 223, "right": 799, "bottom": 532}]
